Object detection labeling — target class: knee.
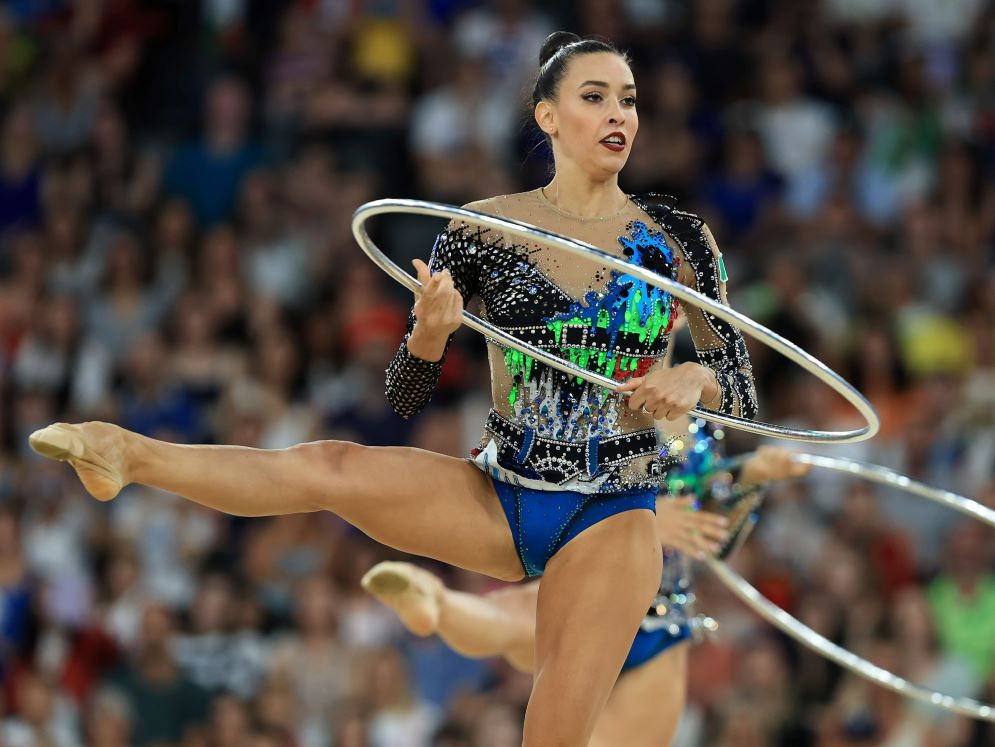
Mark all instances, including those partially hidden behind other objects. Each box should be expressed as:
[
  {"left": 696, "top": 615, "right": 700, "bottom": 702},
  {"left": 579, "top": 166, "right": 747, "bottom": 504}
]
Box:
[
  {"left": 493, "top": 566, "right": 527, "bottom": 583},
  {"left": 287, "top": 438, "right": 359, "bottom": 470},
  {"left": 285, "top": 439, "right": 366, "bottom": 508}
]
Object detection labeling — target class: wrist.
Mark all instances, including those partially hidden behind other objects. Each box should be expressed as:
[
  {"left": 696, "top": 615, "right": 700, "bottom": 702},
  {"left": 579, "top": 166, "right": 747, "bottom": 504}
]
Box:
[
  {"left": 687, "top": 363, "right": 720, "bottom": 406},
  {"left": 406, "top": 325, "right": 448, "bottom": 362}
]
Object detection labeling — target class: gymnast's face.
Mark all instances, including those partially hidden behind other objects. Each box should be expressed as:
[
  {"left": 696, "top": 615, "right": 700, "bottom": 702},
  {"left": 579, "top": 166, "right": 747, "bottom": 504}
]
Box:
[{"left": 536, "top": 52, "right": 638, "bottom": 179}]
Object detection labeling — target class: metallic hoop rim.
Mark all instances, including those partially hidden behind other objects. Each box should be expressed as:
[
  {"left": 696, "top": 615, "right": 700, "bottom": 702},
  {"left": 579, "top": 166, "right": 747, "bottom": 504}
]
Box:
[
  {"left": 708, "top": 454, "right": 995, "bottom": 722},
  {"left": 352, "top": 199, "right": 880, "bottom": 443},
  {"left": 792, "top": 453, "right": 995, "bottom": 529},
  {"left": 707, "top": 558, "right": 995, "bottom": 722}
]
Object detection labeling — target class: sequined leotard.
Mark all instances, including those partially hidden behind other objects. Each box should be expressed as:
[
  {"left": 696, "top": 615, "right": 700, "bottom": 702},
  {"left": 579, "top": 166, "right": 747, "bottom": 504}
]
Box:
[
  {"left": 623, "top": 421, "right": 766, "bottom": 672},
  {"left": 386, "top": 189, "right": 758, "bottom": 496}
]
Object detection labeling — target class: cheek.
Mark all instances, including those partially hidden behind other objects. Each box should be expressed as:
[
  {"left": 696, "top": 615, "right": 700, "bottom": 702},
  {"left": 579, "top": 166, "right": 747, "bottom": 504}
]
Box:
[{"left": 559, "top": 103, "right": 600, "bottom": 145}]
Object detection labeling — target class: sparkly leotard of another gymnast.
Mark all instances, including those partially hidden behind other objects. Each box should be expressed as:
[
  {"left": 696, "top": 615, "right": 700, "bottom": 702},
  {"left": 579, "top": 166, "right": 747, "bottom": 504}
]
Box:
[
  {"left": 386, "top": 189, "right": 758, "bottom": 576},
  {"left": 622, "top": 421, "right": 765, "bottom": 672}
]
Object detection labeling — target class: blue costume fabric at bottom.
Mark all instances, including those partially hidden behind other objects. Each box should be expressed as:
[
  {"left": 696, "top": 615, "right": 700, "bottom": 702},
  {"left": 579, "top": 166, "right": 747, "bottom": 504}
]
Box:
[
  {"left": 490, "top": 479, "right": 658, "bottom": 578},
  {"left": 621, "top": 623, "right": 692, "bottom": 673}
]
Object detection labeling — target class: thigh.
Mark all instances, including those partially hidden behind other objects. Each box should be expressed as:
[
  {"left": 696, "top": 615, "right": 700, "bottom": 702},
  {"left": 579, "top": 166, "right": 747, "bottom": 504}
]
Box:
[
  {"left": 590, "top": 644, "right": 689, "bottom": 747},
  {"left": 523, "top": 509, "right": 662, "bottom": 746},
  {"left": 315, "top": 443, "right": 524, "bottom": 581}
]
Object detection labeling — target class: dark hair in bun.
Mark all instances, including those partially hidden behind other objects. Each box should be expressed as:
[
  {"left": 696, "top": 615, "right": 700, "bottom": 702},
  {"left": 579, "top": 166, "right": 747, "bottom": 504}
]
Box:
[
  {"left": 539, "top": 31, "right": 582, "bottom": 67},
  {"left": 531, "top": 32, "right": 628, "bottom": 108}
]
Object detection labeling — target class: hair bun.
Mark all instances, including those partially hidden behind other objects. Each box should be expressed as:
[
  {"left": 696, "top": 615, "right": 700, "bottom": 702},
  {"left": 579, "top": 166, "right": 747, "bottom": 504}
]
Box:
[{"left": 539, "top": 31, "right": 581, "bottom": 67}]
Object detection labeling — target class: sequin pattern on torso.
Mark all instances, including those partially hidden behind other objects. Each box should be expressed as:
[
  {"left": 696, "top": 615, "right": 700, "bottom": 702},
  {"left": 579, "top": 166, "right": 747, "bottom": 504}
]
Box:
[{"left": 385, "top": 189, "right": 758, "bottom": 493}]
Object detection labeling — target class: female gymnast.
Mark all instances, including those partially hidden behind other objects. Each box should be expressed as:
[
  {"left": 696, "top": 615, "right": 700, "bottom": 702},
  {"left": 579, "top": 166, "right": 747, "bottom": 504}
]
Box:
[
  {"left": 29, "top": 32, "right": 757, "bottom": 745},
  {"left": 363, "top": 438, "right": 807, "bottom": 747}
]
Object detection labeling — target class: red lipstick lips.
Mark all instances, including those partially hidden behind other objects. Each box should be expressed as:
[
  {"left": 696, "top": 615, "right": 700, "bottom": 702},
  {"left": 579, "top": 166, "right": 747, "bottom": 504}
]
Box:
[{"left": 600, "top": 131, "right": 626, "bottom": 152}]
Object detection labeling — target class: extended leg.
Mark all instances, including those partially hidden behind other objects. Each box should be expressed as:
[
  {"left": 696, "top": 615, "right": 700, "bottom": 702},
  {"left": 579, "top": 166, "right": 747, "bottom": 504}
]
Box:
[{"left": 30, "top": 423, "right": 524, "bottom": 581}]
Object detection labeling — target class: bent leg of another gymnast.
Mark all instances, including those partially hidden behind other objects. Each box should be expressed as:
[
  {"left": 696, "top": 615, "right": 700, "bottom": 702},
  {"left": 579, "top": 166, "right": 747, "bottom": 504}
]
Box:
[
  {"left": 343, "top": 501, "right": 663, "bottom": 746},
  {"left": 588, "top": 644, "right": 688, "bottom": 747},
  {"left": 363, "top": 562, "right": 539, "bottom": 671},
  {"left": 366, "top": 562, "right": 687, "bottom": 746}
]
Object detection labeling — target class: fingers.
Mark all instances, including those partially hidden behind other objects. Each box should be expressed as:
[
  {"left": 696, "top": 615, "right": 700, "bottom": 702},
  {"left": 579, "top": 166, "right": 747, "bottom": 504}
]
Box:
[
  {"left": 670, "top": 525, "right": 723, "bottom": 559},
  {"left": 660, "top": 393, "right": 697, "bottom": 420},
  {"left": 666, "top": 536, "right": 705, "bottom": 557},
  {"left": 750, "top": 447, "right": 812, "bottom": 482},
  {"left": 410, "top": 261, "right": 463, "bottom": 336},
  {"left": 694, "top": 520, "right": 731, "bottom": 545},
  {"left": 626, "top": 386, "right": 647, "bottom": 412},
  {"left": 693, "top": 532, "right": 723, "bottom": 558},
  {"left": 683, "top": 510, "right": 728, "bottom": 537},
  {"left": 658, "top": 498, "right": 730, "bottom": 558},
  {"left": 411, "top": 258, "right": 431, "bottom": 285},
  {"left": 778, "top": 450, "right": 812, "bottom": 478},
  {"left": 681, "top": 508, "right": 728, "bottom": 558},
  {"left": 411, "top": 259, "right": 453, "bottom": 290},
  {"left": 656, "top": 496, "right": 695, "bottom": 518},
  {"left": 617, "top": 376, "right": 644, "bottom": 393},
  {"left": 791, "top": 460, "right": 813, "bottom": 478}
]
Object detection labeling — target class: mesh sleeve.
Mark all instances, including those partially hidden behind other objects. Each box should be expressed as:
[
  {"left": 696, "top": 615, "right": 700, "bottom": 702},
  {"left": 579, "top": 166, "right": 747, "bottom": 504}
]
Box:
[
  {"left": 384, "top": 222, "right": 480, "bottom": 418},
  {"left": 671, "top": 212, "right": 759, "bottom": 419}
]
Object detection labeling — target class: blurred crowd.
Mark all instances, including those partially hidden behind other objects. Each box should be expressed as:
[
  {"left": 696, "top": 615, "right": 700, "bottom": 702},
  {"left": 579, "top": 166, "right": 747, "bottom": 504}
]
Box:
[{"left": 0, "top": 1, "right": 993, "bottom": 746}]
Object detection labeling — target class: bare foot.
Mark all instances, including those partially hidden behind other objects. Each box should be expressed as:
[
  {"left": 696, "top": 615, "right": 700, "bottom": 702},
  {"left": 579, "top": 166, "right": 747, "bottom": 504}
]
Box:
[
  {"left": 28, "top": 422, "right": 130, "bottom": 501},
  {"left": 361, "top": 561, "right": 443, "bottom": 636}
]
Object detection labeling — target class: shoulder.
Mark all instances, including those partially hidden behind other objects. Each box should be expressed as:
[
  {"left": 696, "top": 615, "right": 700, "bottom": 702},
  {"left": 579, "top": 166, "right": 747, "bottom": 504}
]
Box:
[
  {"left": 632, "top": 195, "right": 720, "bottom": 264},
  {"left": 461, "top": 190, "right": 536, "bottom": 216},
  {"left": 630, "top": 193, "right": 701, "bottom": 233},
  {"left": 461, "top": 197, "right": 503, "bottom": 216},
  {"left": 443, "top": 191, "right": 538, "bottom": 237}
]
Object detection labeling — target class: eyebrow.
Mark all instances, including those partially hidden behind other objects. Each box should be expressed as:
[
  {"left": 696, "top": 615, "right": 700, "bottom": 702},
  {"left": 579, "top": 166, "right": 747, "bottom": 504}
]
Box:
[{"left": 578, "top": 80, "right": 637, "bottom": 90}]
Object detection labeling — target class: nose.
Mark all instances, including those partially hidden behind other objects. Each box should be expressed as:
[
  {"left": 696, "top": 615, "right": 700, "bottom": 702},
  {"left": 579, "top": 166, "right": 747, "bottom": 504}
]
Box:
[{"left": 608, "top": 102, "right": 625, "bottom": 126}]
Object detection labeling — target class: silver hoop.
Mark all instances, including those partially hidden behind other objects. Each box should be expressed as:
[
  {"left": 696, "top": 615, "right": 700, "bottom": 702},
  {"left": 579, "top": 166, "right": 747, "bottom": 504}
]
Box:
[
  {"left": 707, "top": 558, "right": 995, "bottom": 722},
  {"left": 708, "top": 454, "right": 995, "bottom": 721},
  {"left": 792, "top": 453, "right": 995, "bottom": 528},
  {"left": 352, "top": 199, "right": 880, "bottom": 443}
]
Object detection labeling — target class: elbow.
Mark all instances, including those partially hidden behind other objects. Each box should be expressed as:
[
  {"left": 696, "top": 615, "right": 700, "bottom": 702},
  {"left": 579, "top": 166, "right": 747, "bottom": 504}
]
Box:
[
  {"left": 742, "top": 379, "right": 760, "bottom": 420},
  {"left": 384, "top": 389, "right": 422, "bottom": 420},
  {"left": 736, "top": 385, "right": 760, "bottom": 420}
]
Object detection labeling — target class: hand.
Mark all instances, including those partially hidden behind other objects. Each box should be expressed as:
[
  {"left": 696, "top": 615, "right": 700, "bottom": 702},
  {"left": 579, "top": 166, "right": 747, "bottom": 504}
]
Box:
[
  {"left": 407, "top": 259, "right": 464, "bottom": 360},
  {"left": 617, "top": 362, "right": 713, "bottom": 420},
  {"left": 740, "top": 445, "right": 811, "bottom": 485},
  {"left": 655, "top": 497, "right": 729, "bottom": 559}
]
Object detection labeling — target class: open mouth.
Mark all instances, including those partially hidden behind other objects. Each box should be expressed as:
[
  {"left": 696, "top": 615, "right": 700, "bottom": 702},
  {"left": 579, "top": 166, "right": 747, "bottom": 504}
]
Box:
[{"left": 600, "top": 132, "right": 626, "bottom": 151}]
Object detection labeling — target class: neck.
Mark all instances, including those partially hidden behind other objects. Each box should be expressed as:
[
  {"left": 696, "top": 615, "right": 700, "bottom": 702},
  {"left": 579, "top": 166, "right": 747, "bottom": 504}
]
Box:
[{"left": 544, "top": 165, "right": 625, "bottom": 219}]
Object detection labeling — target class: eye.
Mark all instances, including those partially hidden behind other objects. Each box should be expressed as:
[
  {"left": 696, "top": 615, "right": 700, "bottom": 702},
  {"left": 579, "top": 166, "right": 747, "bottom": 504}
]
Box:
[
  {"left": 582, "top": 92, "right": 603, "bottom": 102},
  {"left": 622, "top": 96, "right": 637, "bottom": 107}
]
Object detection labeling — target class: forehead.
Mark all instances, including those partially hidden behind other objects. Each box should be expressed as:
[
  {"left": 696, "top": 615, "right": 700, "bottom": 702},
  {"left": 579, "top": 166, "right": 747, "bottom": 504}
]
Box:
[{"left": 562, "top": 52, "right": 634, "bottom": 87}]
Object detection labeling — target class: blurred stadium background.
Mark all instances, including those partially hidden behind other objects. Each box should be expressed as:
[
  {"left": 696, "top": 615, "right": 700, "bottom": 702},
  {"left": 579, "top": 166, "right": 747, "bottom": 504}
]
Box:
[{"left": 0, "top": 1, "right": 993, "bottom": 745}]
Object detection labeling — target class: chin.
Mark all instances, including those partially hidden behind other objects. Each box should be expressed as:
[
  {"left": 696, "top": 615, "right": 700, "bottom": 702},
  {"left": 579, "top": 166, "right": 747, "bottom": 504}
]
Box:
[{"left": 591, "top": 157, "right": 628, "bottom": 178}]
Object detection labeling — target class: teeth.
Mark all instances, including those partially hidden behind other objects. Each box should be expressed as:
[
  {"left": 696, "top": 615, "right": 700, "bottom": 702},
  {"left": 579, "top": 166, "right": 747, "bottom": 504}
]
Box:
[{"left": 603, "top": 137, "right": 623, "bottom": 145}]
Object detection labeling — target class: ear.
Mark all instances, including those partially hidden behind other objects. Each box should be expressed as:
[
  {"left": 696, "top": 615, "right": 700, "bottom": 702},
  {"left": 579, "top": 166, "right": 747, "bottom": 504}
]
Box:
[{"left": 534, "top": 101, "right": 556, "bottom": 137}]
